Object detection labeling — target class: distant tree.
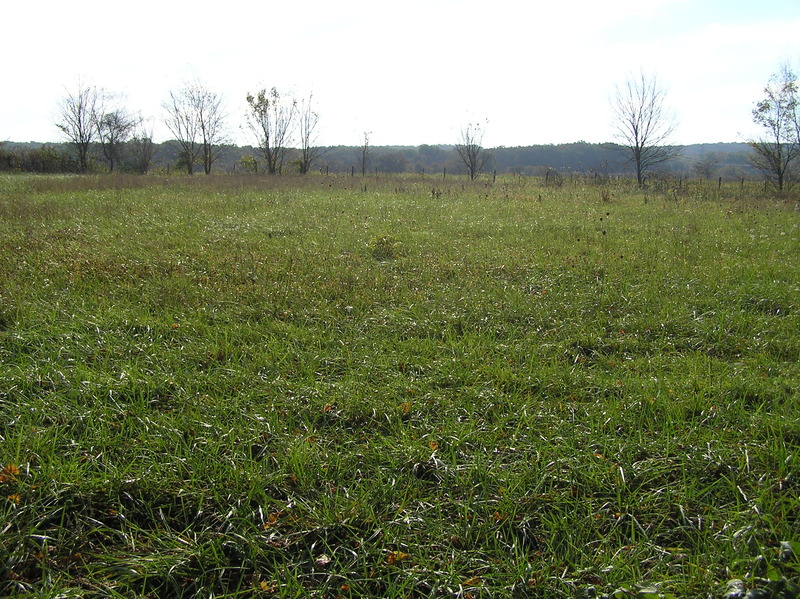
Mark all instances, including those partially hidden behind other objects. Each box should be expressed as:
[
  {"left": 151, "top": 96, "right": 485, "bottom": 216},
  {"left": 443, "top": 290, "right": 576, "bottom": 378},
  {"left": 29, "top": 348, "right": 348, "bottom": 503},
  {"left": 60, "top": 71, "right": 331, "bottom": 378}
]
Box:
[
  {"left": 97, "top": 107, "right": 139, "bottom": 172},
  {"left": 610, "top": 71, "right": 680, "bottom": 186},
  {"left": 360, "top": 131, "right": 371, "bottom": 176},
  {"left": 416, "top": 144, "right": 448, "bottom": 173},
  {"left": 747, "top": 63, "right": 799, "bottom": 191},
  {"left": 195, "top": 86, "right": 227, "bottom": 174},
  {"left": 237, "top": 154, "right": 258, "bottom": 174},
  {"left": 692, "top": 152, "right": 720, "bottom": 180},
  {"left": 0, "top": 142, "right": 19, "bottom": 171},
  {"left": 17, "top": 145, "right": 76, "bottom": 173},
  {"left": 246, "top": 88, "right": 296, "bottom": 175},
  {"left": 163, "top": 85, "right": 202, "bottom": 174},
  {"left": 56, "top": 81, "right": 105, "bottom": 172},
  {"left": 454, "top": 121, "right": 490, "bottom": 181},
  {"left": 128, "top": 122, "right": 155, "bottom": 174},
  {"left": 163, "top": 82, "right": 226, "bottom": 175},
  {"left": 297, "top": 93, "right": 322, "bottom": 174},
  {"left": 375, "top": 151, "right": 410, "bottom": 174}
]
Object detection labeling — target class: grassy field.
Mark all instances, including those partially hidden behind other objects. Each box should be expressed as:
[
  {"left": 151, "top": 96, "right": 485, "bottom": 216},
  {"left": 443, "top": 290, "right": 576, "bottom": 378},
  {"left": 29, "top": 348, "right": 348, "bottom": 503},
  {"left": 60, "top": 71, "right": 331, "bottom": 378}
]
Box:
[{"left": 0, "top": 173, "right": 798, "bottom": 598}]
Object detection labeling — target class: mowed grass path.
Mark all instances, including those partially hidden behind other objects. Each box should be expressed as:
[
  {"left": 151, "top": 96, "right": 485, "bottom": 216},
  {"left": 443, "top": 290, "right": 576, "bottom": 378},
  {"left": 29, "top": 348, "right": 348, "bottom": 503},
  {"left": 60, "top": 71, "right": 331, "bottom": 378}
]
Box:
[{"left": 0, "top": 174, "right": 798, "bottom": 598}]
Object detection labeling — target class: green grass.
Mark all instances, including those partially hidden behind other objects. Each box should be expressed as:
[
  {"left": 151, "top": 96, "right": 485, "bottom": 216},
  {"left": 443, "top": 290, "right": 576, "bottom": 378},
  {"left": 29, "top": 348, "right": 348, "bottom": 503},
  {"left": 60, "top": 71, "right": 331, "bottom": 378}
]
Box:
[{"left": 1, "top": 173, "right": 799, "bottom": 598}]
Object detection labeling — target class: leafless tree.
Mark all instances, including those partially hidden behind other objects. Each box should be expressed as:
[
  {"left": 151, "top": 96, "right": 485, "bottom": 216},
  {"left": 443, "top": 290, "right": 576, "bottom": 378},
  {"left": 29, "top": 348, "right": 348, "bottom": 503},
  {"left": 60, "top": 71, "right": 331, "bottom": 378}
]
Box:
[
  {"left": 196, "top": 88, "right": 227, "bottom": 174},
  {"left": 163, "top": 82, "right": 227, "bottom": 175},
  {"left": 297, "top": 93, "right": 322, "bottom": 174},
  {"left": 97, "top": 107, "right": 139, "bottom": 172},
  {"left": 454, "top": 121, "right": 489, "bottom": 181},
  {"left": 360, "top": 131, "right": 371, "bottom": 176},
  {"left": 246, "top": 88, "right": 296, "bottom": 175},
  {"left": 56, "top": 81, "right": 105, "bottom": 172},
  {"left": 611, "top": 71, "right": 680, "bottom": 186},
  {"left": 748, "top": 63, "right": 799, "bottom": 192},
  {"left": 164, "top": 86, "right": 201, "bottom": 174}
]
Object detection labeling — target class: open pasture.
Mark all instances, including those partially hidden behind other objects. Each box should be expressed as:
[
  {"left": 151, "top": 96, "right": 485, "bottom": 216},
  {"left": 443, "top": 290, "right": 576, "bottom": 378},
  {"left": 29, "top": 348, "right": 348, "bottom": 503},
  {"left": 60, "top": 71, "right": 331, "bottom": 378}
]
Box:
[{"left": 0, "top": 174, "right": 798, "bottom": 598}]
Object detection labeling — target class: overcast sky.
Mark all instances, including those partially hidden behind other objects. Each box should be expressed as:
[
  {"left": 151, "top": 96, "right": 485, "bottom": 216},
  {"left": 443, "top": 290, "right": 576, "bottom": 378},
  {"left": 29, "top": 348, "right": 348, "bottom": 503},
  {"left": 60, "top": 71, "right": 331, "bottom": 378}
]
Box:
[{"left": 3, "top": 0, "right": 799, "bottom": 148}]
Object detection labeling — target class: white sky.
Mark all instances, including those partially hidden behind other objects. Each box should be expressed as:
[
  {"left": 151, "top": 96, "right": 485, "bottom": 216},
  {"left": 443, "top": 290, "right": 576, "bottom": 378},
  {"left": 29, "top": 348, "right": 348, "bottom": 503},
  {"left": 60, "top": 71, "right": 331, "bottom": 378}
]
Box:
[{"left": 3, "top": 0, "right": 799, "bottom": 148}]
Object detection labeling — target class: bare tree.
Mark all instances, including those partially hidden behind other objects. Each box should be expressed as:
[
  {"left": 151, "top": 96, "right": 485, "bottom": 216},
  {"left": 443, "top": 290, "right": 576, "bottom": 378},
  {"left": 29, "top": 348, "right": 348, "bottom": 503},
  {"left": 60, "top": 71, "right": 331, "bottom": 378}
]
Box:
[
  {"left": 195, "top": 87, "right": 227, "bottom": 174},
  {"left": 246, "top": 88, "right": 296, "bottom": 175},
  {"left": 454, "top": 121, "right": 489, "bottom": 181},
  {"left": 56, "top": 81, "right": 104, "bottom": 172},
  {"left": 297, "top": 93, "right": 322, "bottom": 174},
  {"left": 360, "top": 131, "right": 371, "bottom": 176},
  {"left": 748, "top": 63, "right": 799, "bottom": 192},
  {"left": 611, "top": 71, "right": 680, "bottom": 186},
  {"left": 163, "top": 87, "right": 201, "bottom": 174},
  {"left": 163, "top": 82, "right": 227, "bottom": 175},
  {"left": 97, "top": 107, "right": 139, "bottom": 172}
]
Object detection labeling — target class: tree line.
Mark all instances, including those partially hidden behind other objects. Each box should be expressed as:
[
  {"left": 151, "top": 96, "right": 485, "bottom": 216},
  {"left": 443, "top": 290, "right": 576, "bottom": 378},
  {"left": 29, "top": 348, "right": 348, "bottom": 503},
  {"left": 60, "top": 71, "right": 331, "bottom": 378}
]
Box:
[
  {"left": 0, "top": 138, "right": 756, "bottom": 180},
  {"left": 1, "top": 65, "right": 798, "bottom": 191}
]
